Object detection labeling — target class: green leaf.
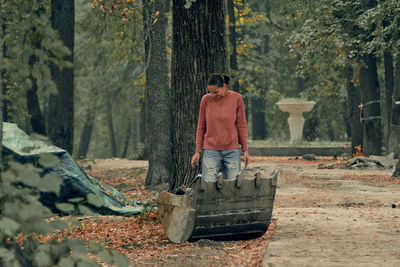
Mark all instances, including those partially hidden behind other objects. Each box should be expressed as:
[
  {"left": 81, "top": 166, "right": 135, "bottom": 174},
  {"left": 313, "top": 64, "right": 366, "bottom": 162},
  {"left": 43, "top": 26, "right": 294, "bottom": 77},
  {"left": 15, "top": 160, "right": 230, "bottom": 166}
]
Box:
[
  {"left": 34, "top": 251, "right": 51, "bottom": 267},
  {"left": 58, "top": 257, "right": 75, "bottom": 267},
  {"left": 0, "top": 247, "right": 16, "bottom": 265},
  {"left": 40, "top": 173, "right": 62, "bottom": 195},
  {"left": 78, "top": 205, "right": 95, "bottom": 216},
  {"left": 88, "top": 241, "right": 104, "bottom": 254},
  {"left": 87, "top": 193, "right": 104, "bottom": 208},
  {"left": 38, "top": 153, "right": 60, "bottom": 168},
  {"left": 0, "top": 217, "right": 21, "bottom": 236},
  {"left": 112, "top": 251, "right": 130, "bottom": 267},
  {"left": 98, "top": 250, "right": 113, "bottom": 264},
  {"left": 49, "top": 220, "right": 69, "bottom": 231},
  {"left": 56, "top": 203, "right": 75, "bottom": 213},
  {"left": 20, "top": 201, "right": 52, "bottom": 220},
  {"left": 67, "top": 239, "right": 87, "bottom": 255},
  {"left": 23, "top": 236, "right": 41, "bottom": 255},
  {"left": 68, "top": 218, "right": 82, "bottom": 228},
  {"left": 68, "top": 197, "right": 85, "bottom": 203}
]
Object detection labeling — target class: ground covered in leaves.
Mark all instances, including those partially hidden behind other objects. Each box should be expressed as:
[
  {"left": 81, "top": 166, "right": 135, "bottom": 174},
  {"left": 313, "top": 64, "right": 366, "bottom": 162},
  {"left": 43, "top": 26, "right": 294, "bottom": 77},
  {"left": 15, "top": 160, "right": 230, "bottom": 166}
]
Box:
[{"left": 33, "top": 158, "right": 278, "bottom": 266}]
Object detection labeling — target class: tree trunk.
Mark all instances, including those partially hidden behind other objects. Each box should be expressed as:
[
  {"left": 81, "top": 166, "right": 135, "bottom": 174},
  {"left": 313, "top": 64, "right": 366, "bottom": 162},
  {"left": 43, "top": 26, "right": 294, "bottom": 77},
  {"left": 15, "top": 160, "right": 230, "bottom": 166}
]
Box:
[
  {"left": 26, "top": 82, "right": 47, "bottom": 135},
  {"left": 143, "top": 0, "right": 172, "bottom": 186},
  {"left": 121, "top": 118, "right": 132, "bottom": 159},
  {"left": 76, "top": 110, "right": 95, "bottom": 158},
  {"left": 227, "top": 0, "right": 239, "bottom": 92},
  {"left": 1, "top": 22, "right": 8, "bottom": 123},
  {"left": 389, "top": 55, "right": 400, "bottom": 158},
  {"left": 170, "top": 0, "right": 226, "bottom": 192},
  {"left": 346, "top": 65, "right": 363, "bottom": 155},
  {"left": 48, "top": 0, "right": 74, "bottom": 154},
  {"left": 393, "top": 158, "right": 400, "bottom": 178},
  {"left": 105, "top": 94, "right": 117, "bottom": 157},
  {"left": 26, "top": 5, "right": 47, "bottom": 135},
  {"left": 249, "top": 0, "right": 270, "bottom": 140},
  {"left": 250, "top": 96, "right": 266, "bottom": 139},
  {"left": 359, "top": 53, "right": 382, "bottom": 156},
  {"left": 0, "top": 18, "right": 3, "bottom": 167},
  {"left": 384, "top": 49, "right": 394, "bottom": 150}
]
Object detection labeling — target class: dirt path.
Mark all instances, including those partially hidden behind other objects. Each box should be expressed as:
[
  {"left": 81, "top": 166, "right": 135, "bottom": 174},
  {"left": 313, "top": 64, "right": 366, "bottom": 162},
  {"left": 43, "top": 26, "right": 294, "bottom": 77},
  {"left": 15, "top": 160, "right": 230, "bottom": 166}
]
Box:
[{"left": 256, "top": 158, "right": 400, "bottom": 266}]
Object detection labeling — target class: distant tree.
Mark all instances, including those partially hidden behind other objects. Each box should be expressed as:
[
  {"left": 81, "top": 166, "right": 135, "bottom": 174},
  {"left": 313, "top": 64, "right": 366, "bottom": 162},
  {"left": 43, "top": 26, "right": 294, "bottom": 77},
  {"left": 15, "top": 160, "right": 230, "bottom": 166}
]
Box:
[
  {"left": 389, "top": 55, "right": 400, "bottom": 158},
  {"left": 143, "top": 0, "right": 172, "bottom": 186},
  {"left": 250, "top": 1, "right": 269, "bottom": 140},
  {"left": 0, "top": 17, "right": 3, "bottom": 165},
  {"left": 170, "top": 0, "right": 226, "bottom": 192},
  {"left": 358, "top": 0, "right": 382, "bottom": 155},
  {"left": 48, "top": 0, "right": 74, "bottom": 154},
  {"left": 345, "top": 65, "right": 363, "bottom": 155},
  {"left": 27, "top": 2, "right": 47, "bottom": 135}
]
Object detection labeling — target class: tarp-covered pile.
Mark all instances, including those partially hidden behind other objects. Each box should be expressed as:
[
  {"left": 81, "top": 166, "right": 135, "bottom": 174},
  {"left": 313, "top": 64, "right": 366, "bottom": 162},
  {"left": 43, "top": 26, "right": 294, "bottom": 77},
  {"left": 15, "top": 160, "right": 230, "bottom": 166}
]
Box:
[{"left": 2, "top": 122, "right": 143, "bottom": 216}]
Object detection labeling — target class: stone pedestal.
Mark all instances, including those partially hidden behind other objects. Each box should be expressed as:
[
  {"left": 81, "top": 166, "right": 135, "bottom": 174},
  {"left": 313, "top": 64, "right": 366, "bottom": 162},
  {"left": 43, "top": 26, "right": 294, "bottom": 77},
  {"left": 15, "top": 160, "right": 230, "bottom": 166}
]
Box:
[{"left": 276, "top": 100, "right": 316, "bottom": 144}]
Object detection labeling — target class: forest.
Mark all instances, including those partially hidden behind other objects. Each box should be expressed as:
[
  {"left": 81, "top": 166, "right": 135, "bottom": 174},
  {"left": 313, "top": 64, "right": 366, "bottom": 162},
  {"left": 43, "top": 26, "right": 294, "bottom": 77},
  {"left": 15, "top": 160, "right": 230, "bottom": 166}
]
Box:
[{"left": 1, "top": 0, "right": 400, "bottom": 266}]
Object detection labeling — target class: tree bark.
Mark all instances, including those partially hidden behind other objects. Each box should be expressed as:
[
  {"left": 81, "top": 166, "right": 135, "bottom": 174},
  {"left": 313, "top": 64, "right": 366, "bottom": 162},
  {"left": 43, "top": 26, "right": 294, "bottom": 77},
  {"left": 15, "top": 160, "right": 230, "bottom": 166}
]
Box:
[
  {"left": 249, "top": 0, "right": 270, "bottom": 140},
  {"left": 143, "top": 0, "right": 172, "bottom": 186},
  {"left": 121, "top": 118, "right": 132, "bottom": 159},
  {"left": 346, "top": 65, "right": 363, "bottom": 155},
  {"left": 76, "top": 110, "right": 95, "bottom": 158},
  {"left": 48, "top": 0, "right": 74, "bottom": 154},
  {"left": 389, "top": 55, "right": 400, "bottom": 158},
  {"left": 105, "top": 93, "right": 117, "bottom": 157},
  {"left": 26, "top": 4, "right": 47, "bottom": 135},
  {"left": 26, "top": 82, "right": 47, "bottom": 135},
  {"left": 384, "top": 49, "right": 394, "bottom": 150},
  {"left": 0, "top": 18, "right": 3, "bottom": 167},
  {"left": 1, "top": 21, "right": 8, "bottom": 123},
  {"left": 393, "top": 158, "right": 400, "bottom": 178},
  {"left": 170, "top": 0, "right": 226, "bottom": 192},
  {"left": 250, "top": 96, "right": 266, "bottom": 139},
  {"left": 227, "top": 0, "right": 239, "bottom": 92},
  {"left": 359, "top": 53, "right": 382, "bottom": 156}
]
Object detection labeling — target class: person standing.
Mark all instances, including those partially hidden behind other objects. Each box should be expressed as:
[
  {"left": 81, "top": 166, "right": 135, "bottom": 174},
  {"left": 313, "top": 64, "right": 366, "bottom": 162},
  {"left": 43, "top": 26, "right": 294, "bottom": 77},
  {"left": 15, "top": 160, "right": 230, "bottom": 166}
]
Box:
[{"left": 191, "top": 73, "right": 250, "bottom": 181}]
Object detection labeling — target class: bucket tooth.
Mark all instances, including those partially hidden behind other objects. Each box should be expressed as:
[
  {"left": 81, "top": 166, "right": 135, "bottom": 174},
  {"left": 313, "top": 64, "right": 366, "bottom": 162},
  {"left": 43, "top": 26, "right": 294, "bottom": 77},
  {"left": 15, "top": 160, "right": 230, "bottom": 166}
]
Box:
[
  {"left": 216, "top": 172, "right": 224, "bottom": 190},
  {"left": 235, "top": 172, "right": 244, "bottom": 188}
]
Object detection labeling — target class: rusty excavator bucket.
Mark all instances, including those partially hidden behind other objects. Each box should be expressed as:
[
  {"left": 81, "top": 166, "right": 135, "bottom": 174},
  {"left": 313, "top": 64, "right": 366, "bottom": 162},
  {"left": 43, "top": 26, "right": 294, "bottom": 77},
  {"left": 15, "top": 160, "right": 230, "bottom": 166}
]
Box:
[{"left": 157, "top": 170, "right": 278, "bottom": 243}]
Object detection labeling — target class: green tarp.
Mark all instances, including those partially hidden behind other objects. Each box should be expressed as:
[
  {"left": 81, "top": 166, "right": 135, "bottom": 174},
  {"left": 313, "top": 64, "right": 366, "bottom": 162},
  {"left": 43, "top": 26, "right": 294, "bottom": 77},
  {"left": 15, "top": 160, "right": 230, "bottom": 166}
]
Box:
[{"left": 2, "top": 122, "right": 143, "bottom": 216}]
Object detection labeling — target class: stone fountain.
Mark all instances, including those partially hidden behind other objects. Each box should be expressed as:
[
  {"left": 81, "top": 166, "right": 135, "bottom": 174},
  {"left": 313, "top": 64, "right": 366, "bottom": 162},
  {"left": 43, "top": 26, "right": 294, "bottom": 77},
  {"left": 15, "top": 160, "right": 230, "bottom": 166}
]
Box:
[{"left": 276, "top": 100, "right": 316, "bottom": 144}]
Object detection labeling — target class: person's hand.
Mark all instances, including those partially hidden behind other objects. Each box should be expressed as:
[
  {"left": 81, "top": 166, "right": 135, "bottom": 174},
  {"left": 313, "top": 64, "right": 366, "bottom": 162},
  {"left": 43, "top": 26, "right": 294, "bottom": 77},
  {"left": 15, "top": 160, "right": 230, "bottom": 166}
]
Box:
[
  {"left": 242, "top": 151, "right": 250, "bottom": 168},
  {"left": 191, "top": 152, "right": 200, "bottom": 168}
]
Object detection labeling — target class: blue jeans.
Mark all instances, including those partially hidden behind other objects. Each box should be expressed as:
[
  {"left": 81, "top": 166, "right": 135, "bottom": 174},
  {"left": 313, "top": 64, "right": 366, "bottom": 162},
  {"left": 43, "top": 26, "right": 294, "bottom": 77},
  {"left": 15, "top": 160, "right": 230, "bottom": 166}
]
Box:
[{"left": 202, "top": 149, "right": 241, "bottom": 182}]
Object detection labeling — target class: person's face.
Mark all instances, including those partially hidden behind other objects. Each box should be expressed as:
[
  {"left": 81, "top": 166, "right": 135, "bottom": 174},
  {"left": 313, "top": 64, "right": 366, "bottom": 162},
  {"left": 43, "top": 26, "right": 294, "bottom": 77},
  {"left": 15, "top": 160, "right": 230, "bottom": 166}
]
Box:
[{"left": 208, "top": 84, "right": 226, "bottom": 99}]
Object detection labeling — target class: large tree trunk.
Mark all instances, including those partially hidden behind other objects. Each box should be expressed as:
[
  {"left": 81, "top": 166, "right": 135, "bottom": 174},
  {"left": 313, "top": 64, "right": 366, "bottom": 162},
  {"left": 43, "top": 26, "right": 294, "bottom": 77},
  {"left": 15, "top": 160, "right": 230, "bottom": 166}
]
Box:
[
  {"left": 76, "top": 110, "right": 95, "bottom": 158},
  {"left": 170, "top": 0, "right": 226, "bottom": 192},
  {"left": 389, "top": 55, "right": 400, "bottom": 158},
  {"left": 346, "top": 65, "right": 363, "bottom": 155},
  {"left": 384, "top": 49, "right": 394, "bottom": 150},
  {"left": 48, "top": 0, "right": 74, "bottom": 154},
  {"left": 143, "top": 0, "right": 172, "bottom": 186},
  {"left": 359, "top": 53, "right": 382, "bottom": 156},
  {"left": 227, "top": 0, "right": 239, "bottom": 93}
]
